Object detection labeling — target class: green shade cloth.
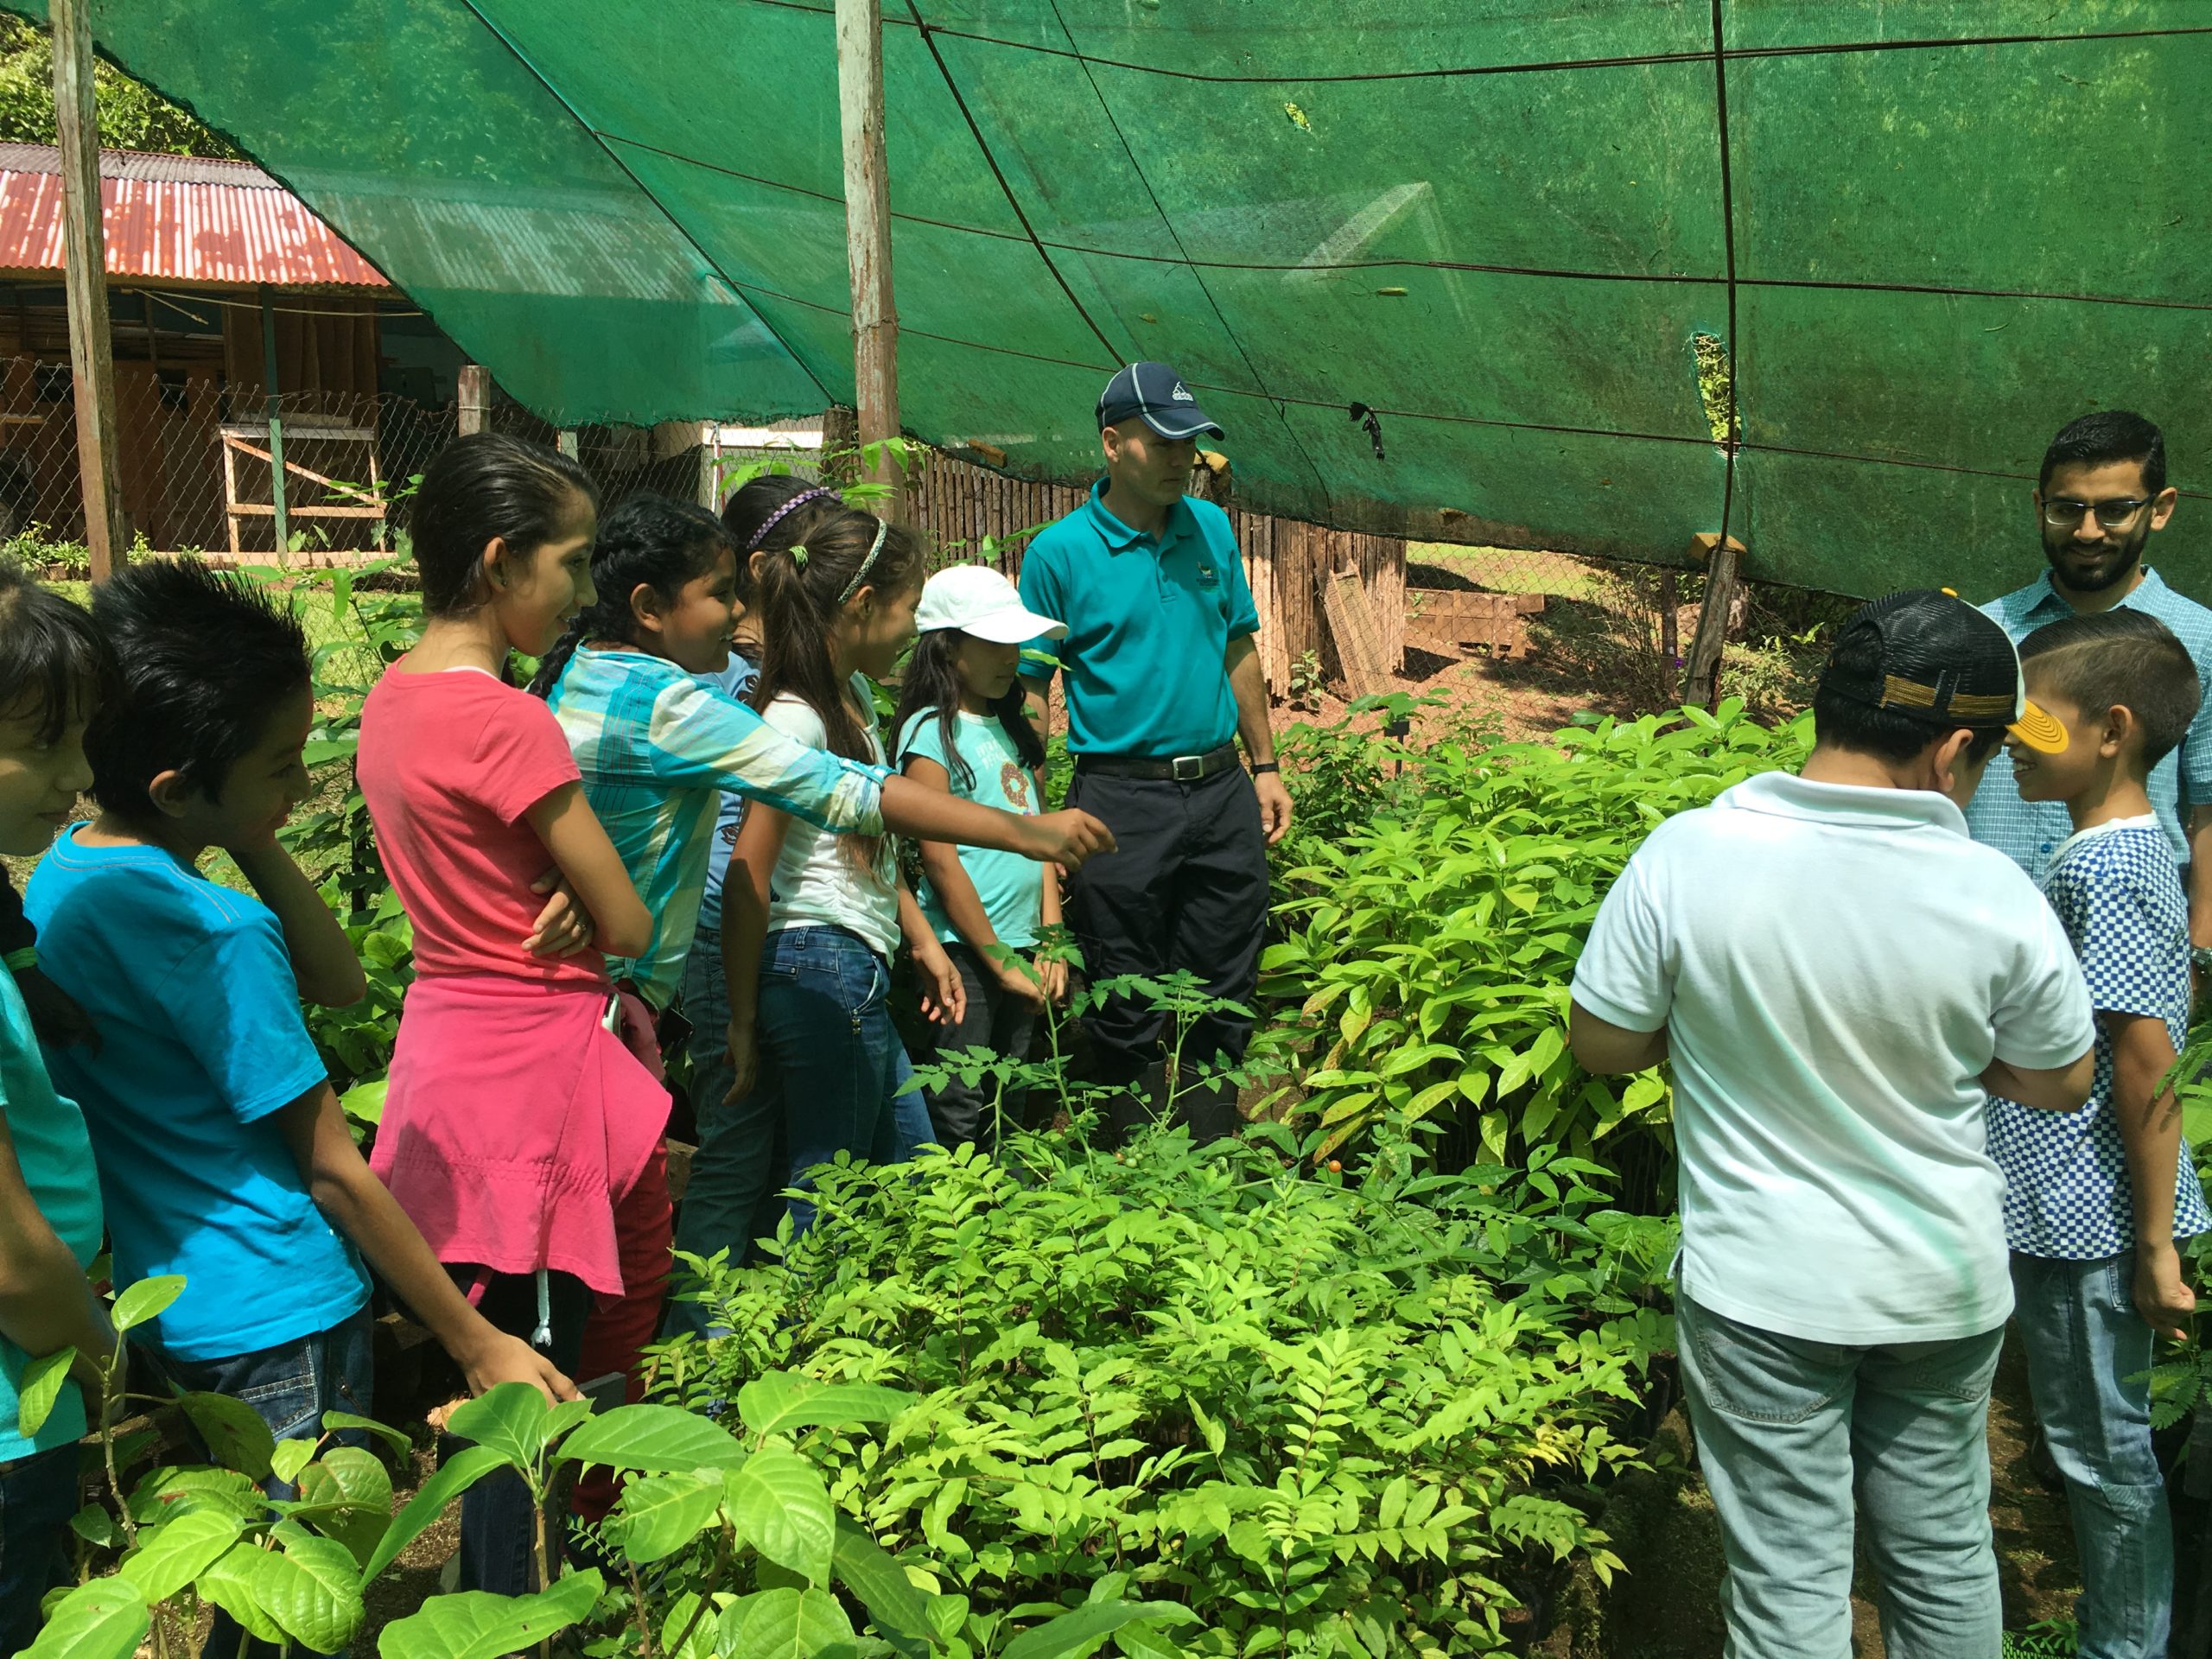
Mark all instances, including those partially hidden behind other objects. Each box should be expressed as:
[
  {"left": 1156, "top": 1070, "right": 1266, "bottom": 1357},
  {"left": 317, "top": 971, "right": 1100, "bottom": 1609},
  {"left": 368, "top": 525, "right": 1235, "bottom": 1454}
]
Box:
[{"left": 25, "top": 0, "right": 2212, "bottom": 597}]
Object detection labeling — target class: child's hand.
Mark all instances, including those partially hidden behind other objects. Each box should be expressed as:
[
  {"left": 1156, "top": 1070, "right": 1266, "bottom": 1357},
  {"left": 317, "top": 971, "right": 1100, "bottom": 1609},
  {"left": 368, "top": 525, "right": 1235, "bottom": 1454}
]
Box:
[
  {"left": 995, "top": 957, "right": 1046, "bottom": 1010},
  {"left": 525, "top": 868, "right": 596, "bottom": 958},
  {"left": 1033, "top": 954, "right": 1068, "bottom": 1007},
  {"left": 726, "top": 1020, "right": 759, "bottom": 1104},
  {"left": 2133, "top": 1241, "right": 2197, "bottom": 1341},
  {"left": 1020, "top": 810, "right": 1116, "bottom": 873},
  {"left": 461, "top": 1330, "right": 580, "bottom": 1404},
  {"left": 916, "top": 941, "right": 968, "bottom": 1026}
]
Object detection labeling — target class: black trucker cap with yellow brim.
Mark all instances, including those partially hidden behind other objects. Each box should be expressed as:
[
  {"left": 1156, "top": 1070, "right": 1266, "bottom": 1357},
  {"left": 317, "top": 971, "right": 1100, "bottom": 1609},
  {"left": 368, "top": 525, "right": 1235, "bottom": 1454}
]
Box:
[{"left": 1817, "top": 588, "right": 2069, "bottom": 755}]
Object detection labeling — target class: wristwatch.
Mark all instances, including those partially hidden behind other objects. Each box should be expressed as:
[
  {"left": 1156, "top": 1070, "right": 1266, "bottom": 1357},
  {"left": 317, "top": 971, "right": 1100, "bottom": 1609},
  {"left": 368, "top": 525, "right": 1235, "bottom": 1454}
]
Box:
[
  {"left": 1250, "top": 760, "right": 1280, "bottom": 775},
  {"left": 2192, "top": 944, "right": 2212, "bottom": 976}
]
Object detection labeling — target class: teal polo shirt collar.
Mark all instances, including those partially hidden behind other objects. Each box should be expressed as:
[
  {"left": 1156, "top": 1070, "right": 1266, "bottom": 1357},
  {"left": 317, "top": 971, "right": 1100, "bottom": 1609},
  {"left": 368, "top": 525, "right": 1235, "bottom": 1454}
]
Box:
[{"left": 1083, "top": 480, "right": 1195, "bottom": 555}]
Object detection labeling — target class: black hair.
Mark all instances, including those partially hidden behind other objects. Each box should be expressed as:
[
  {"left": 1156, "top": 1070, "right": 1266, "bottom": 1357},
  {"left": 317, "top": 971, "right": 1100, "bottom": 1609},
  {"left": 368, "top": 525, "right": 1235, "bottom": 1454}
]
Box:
[
  {"left": 0, "top": 563, "right": 111, "bottom": 741},
  {"left": 2020, "top": 609, "right": 2201, "bottom": 770},
  {"left": 721, "top": 473, "right": 828, "bottom": 613},
  {"left": 408, "top": 431, "right": 600, "bottom": 619},
  {"left": 892, "top": 626, "right": 1045, "bottom": 792},
  {"left": 1811, "top": 621, "right": 2003, "bottom": 767},
  {"left": 86, "top": 558, "right": 310, "bottom": 820},
  {"left": 528, "top": 493, "right": 738, "bottom": 698},
  {"left": 2041, "top": 410, "right": 2167, "bottom": 497},
  {"left": 749, "top": 505, "right": 927, "bottom": 763}
]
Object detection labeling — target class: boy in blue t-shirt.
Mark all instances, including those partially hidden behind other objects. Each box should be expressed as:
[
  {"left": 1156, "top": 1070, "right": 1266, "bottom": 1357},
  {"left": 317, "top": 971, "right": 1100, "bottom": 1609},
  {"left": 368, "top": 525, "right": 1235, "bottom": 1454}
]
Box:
[
  {"left": 1993, "top": 607, "right": 2212, "bottom": 1659},
  {"left": 891, "top": 566, "right": 1068, "bottom": 1147},
  {"left": 28, "top": 566, "right": 575, "bottom": 1533}
]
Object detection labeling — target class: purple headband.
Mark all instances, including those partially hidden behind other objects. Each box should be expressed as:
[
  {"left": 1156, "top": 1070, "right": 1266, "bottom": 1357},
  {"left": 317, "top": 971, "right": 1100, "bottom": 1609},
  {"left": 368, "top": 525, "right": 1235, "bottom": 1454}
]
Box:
[{"left": 744, "top": 486, "right": 840, "bottom": 552}]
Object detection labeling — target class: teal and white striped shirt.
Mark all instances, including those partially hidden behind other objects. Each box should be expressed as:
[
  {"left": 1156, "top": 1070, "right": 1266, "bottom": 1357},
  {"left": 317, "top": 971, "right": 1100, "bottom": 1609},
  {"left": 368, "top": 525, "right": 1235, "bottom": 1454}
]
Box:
[{"left": 544, "top": 645, "right": 887, "bottom": 1007}]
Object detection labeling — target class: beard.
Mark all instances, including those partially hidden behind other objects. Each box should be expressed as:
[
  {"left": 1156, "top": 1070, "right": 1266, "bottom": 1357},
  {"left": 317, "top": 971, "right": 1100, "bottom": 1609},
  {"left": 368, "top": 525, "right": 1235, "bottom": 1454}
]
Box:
[{"left": 2042, "top": 522, "right": 2150, "bottom": 594}]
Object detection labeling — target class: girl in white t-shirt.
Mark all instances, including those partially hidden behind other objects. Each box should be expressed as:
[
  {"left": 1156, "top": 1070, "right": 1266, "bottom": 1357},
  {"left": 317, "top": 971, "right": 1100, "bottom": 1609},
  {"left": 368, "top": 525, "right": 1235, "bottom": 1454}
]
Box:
[{"left": 722, "top": 505, "right": 961, "bottom": 1237}]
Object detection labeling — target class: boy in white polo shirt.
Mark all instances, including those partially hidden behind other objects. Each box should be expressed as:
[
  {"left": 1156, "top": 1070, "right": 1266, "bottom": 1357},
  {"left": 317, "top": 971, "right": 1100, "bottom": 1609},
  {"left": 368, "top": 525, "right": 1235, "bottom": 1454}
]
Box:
[{"left": 1571, "top": 590, "right": 2097, "bottom": 1659}]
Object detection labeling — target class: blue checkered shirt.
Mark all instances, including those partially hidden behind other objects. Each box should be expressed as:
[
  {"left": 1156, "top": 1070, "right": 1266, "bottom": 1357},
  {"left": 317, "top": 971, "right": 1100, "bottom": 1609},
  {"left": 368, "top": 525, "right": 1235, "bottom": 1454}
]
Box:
[
  {"left": 1965, "top": 569, "right": 2212, "bottom": 882},
  {"left": 544, "top": 645, "right": 886, "bottom": 1007},
  {"left": 1987, "top": 819, "right": 2211, "bottom": 1258}
]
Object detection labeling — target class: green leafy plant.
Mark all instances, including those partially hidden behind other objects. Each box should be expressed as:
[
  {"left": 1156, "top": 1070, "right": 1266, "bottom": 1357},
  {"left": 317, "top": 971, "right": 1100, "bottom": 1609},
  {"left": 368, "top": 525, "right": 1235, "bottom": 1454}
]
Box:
[
  {"left": 1263, "top": 701, "right": 1811, "bottom": 1161},
  {"left": 658, "top": 1121, "right": 1675, "bottom": 1656},
  {"left": 38, "top": 1357, "right": 1171, "bottom": 1659}
]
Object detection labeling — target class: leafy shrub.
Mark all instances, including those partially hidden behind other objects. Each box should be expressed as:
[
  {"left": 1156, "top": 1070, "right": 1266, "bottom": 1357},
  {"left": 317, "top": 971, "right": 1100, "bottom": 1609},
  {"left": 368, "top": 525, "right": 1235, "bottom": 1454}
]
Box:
[
  {"left": 1262, "top": 702, "right": 1812, "bottom": 1161},
  {"left": 660, "top": 1122, "right": 1676, "bottom": 1656}
]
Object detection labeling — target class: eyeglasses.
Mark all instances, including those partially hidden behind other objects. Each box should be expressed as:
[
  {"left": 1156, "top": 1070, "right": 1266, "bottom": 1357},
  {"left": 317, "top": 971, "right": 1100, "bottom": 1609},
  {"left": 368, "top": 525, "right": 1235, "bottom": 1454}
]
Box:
[{"left": 2041, "top": 497, "right": 2152, "bottom": 529}]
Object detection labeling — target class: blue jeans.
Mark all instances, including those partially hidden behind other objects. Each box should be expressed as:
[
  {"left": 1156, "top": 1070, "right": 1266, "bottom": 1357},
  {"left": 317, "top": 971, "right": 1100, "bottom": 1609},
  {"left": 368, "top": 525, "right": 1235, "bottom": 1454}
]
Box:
[
  {"left": 1676, "top": 1294, "right": 2005, "bottom": 1659},
  {"left": 0, "top": 1443, "right": 76, "bottom": 1656},
  {"left": 752, "top": 926, "right": 926, "bottom": 1237},
  {"left": 2012, "top": 1249, "right": 2171, "bottom": 1659},
  {"left": 155, "top": 1306, "right": 375, "bottom": 1659}
]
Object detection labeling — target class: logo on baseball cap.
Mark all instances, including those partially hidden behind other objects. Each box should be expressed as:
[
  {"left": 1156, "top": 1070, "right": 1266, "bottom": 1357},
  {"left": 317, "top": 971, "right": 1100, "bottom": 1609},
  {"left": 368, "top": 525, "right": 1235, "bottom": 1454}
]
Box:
[
  {"left": 1817, "top": 588, "right": 2068, "bottom": 754},
  {"left": 1097, "top": 362, "right": 1224, "bottom": 442}
]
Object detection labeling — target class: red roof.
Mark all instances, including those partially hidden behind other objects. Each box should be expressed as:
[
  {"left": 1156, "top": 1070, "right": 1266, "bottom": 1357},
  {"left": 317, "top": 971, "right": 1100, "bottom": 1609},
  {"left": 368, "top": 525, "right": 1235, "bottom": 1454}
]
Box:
[{"left": 0, "top": 143, "right": 386, "bottom": 291}]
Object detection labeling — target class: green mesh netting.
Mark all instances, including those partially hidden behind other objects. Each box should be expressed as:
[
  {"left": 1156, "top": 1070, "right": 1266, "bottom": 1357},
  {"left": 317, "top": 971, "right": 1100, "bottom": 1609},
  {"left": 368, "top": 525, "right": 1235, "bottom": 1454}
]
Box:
[{"left": 26, "top": 0, "right": 2212, "bottom": 596}]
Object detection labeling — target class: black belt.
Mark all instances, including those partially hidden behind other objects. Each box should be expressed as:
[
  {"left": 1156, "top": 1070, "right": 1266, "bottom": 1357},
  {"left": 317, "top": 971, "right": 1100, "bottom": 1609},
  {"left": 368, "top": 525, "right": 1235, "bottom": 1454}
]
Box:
[{"left": 1074, "top": 742, "right": 1241, "bottom": 782}]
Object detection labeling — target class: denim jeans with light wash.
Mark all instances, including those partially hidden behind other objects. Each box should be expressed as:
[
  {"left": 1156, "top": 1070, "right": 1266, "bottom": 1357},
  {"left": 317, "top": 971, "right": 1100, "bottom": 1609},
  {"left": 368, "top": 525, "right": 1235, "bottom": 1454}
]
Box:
[
  {"left": 155, "top": 1305, "right": 376, "bottom": 1659},
  {"left": 1675, "top": 1294, "right": 2005, "bottom": 1659},
  {"left": 0, "top": 1442, "right": 76, "bottom": 1656},
  {"left": 2012, "top": 1249, "right": 2171, "bottom": 1659}
]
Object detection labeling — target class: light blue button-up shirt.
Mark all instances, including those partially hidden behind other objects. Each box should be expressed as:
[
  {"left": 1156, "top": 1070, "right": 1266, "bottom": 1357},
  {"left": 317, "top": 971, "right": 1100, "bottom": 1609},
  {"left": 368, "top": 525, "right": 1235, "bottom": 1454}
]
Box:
[{"left": 1964, "top": 568, "right": 2212, "bottom": 882}]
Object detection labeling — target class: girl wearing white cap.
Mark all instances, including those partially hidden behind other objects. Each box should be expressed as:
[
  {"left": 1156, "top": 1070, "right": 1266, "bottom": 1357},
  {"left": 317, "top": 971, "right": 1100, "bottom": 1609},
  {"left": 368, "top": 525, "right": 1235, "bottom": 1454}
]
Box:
[{"left": 892, "top": 565, "right": 1068, "bottom": 1148}]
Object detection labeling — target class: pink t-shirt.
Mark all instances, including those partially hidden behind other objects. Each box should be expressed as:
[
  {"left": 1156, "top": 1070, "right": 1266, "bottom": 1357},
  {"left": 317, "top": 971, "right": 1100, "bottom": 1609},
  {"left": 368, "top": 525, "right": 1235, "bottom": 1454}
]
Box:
[{"left": 359, "top": 667, "right": 607, "bottom": 988}]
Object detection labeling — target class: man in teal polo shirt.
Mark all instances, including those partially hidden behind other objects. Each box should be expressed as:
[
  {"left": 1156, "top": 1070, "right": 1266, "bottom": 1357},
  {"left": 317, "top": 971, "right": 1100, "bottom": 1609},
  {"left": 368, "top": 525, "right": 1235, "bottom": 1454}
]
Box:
[{"left": 1019, "top": 361, "right": 1294, "bottom": 1141}]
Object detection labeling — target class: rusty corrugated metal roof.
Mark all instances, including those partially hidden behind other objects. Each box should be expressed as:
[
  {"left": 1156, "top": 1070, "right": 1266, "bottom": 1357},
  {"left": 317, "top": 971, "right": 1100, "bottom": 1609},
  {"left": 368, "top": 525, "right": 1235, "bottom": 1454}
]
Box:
[{"left": 0, "top": 143, "right": 387, "bottom": 291}]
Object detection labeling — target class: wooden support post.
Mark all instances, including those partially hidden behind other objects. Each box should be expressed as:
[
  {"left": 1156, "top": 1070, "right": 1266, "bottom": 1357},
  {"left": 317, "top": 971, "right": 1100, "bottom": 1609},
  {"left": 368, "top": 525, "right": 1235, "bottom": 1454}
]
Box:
[
  {"left": 1658, "top": 567, "right": 1680, "bottom": 666},
  {"left": 259, "top": 286, "right": 289, "bottom": 557},
  {"left": 49, "top": 0, "right": 124, "bottom": 581},
  {"left": 457, "top": 364, "right": 490, "bottom": 436},
  {"left": 835, "top": 0, "right": 903, "bottom": 516},
  {"left": 1681, "top": 532, "right": 1745, "bottom": 709}
]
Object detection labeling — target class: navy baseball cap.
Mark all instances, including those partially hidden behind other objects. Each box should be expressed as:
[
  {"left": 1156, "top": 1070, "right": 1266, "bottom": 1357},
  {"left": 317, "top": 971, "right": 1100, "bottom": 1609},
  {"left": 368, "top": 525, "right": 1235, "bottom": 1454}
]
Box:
[
  {"left": 1818, "top": 589, "right": 2068, "bottom": 753},
  {"left": 1096, "top": 362, "right": 1224, "bottom": 441}
]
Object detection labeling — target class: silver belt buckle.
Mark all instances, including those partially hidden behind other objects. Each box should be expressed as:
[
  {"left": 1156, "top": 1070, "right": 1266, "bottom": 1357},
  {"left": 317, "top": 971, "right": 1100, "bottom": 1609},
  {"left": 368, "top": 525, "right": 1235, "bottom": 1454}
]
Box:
[{"left": 1171, "top": 753, "right": 1205, "bottom": 782}]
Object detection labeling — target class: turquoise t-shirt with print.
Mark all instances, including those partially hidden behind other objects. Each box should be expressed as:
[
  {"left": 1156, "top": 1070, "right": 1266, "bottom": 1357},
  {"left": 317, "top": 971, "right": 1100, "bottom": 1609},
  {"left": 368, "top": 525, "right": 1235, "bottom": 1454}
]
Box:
[
  {"left": 0, "top": 962, "right": 101, "bottom": 1463},
  {"left": 895, "top": 709, "right": 1045, "bottom": 950}
]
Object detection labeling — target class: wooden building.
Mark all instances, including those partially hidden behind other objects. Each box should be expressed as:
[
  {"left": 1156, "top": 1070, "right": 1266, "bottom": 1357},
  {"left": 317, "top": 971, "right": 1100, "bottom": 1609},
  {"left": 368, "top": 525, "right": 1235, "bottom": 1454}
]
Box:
[{"left": 0, "top": 142, "right": 467, "bottom": 552}]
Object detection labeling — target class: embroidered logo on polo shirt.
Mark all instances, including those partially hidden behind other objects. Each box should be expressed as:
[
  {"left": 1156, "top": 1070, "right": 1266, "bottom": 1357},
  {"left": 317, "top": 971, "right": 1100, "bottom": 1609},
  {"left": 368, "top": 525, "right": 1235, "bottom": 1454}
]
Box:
[{"left": 1196, "top": 559, "right": 1219, "bottom": 588}]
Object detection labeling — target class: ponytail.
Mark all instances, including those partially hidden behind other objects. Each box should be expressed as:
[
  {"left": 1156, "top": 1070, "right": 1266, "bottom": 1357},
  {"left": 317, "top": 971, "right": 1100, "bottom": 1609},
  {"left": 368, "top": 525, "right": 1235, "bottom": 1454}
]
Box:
[
  {"left": 747, "top": 505, "right": 926, "bottom": 763},
  {"left": 410, "top": 433, "right": 598, "bottom": 619}
]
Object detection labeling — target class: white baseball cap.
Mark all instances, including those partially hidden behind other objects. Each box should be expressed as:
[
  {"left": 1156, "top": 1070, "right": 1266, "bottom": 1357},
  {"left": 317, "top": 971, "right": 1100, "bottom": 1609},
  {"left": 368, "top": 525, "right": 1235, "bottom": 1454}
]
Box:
[{"left": 914, "top": 564, "right": 1066, "bottom": 644}]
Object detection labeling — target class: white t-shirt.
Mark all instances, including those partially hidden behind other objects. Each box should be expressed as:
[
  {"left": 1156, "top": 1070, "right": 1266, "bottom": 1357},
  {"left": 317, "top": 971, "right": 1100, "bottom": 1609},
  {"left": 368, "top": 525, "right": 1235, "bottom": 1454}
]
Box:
[
  {"left": 1572, "top": 770, "right": 2094, "bottom": 1345},
  {"left": 761, "top": 675, "right": 901, "bottom": 959}
]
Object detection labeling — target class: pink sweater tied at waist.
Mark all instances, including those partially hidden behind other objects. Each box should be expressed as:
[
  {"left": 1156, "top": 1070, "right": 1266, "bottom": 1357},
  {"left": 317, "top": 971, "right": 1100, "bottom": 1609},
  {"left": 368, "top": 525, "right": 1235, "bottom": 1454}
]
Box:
[{"left": 370, "top": 972, "right": 669, "bottom": 1298}]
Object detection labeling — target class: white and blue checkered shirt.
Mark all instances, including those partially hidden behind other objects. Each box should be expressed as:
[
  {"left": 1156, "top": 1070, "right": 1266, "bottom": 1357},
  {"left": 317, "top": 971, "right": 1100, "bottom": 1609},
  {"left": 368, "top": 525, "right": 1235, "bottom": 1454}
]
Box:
[
  {"left": 1964, "top": 569, "right": 2212, "bottom": 882},
  {"left": 1988, "top": 818, "right": 2211, "bottom": 1259}
]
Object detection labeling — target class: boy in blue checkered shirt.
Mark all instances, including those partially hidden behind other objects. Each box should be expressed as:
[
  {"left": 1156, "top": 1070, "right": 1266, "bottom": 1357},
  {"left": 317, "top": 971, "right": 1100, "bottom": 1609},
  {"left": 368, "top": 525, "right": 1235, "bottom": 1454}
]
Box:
[{"left": 1993, "top": 607, "right": 2210, "bottom": 1659}]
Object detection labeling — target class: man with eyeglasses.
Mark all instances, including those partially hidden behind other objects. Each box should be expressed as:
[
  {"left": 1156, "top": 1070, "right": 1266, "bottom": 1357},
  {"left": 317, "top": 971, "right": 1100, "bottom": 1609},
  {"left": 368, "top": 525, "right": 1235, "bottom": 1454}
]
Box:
[{"left": 1967, "top": 410, "right": 2212, "bottom": 912}]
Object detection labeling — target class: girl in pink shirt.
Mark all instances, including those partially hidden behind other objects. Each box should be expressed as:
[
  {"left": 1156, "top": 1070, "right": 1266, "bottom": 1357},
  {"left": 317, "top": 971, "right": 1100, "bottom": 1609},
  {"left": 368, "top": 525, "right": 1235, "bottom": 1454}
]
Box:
[{"left": 358, "top": 433, "right": 657, "bottom": 1596}]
